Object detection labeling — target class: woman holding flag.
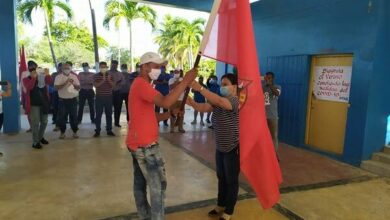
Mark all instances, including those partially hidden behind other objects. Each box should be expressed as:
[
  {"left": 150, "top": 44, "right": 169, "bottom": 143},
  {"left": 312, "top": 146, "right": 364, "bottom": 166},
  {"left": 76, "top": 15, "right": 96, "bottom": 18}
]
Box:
[{"left": 187, "top": 73, "right": 239, "bottom": 220}]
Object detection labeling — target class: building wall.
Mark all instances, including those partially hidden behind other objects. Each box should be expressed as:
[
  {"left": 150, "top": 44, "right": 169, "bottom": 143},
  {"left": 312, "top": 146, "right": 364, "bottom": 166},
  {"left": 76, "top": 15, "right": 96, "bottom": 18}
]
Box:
[{"left": 251, "top": 0, "right": 389, "bottom": 165}]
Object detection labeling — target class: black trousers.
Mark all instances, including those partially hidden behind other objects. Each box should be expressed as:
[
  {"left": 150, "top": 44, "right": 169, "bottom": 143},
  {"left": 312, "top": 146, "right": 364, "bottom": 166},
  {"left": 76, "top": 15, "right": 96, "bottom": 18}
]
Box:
[
  {"left": 78, "top": 89, "right": 95, "bottom": 123},
  {"left": 51, "top": 91, "right": 59, "bottom": 124},
  {"left": 0, "top": 113, "right": 3, "bottom": 131},
  {"left": 113, "top": 91, "right": 129, "bottom": 125},
  {"left": 216, "top": 148, "right": 240, "bottom": 215},
  {"left": 58, "top": 98, "right": 78, "bottom": 133}
]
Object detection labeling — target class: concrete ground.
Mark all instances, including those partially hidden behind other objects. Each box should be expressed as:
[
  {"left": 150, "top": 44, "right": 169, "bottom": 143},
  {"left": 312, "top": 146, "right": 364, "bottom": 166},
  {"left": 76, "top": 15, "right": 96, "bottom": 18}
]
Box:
[{"left": 0, "top": 108, "right": 389, "bottom": 220}]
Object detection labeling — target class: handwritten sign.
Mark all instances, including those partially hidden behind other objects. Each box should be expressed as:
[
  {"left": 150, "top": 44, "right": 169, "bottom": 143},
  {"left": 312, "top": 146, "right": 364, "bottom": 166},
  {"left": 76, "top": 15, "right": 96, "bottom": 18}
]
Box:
[{"left": 314, "top": 66, "right": 352, "bottom": 103}]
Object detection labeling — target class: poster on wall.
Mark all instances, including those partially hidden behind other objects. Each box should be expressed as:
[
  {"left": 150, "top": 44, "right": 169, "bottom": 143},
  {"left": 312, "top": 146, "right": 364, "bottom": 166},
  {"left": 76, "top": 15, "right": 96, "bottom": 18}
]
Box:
[{"left": 314, "top": 66, "right": 352, "bottom": 103}]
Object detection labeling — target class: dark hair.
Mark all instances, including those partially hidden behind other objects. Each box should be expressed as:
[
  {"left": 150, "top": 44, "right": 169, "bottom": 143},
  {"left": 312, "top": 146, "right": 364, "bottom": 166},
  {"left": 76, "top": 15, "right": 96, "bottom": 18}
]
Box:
[
  {"left": 82, "top": 62, "right": 89, "bottom": 67},
  {"left": 66, "top": 61, "right": 73, "bottom": 66},
  {"left": 136, "top": 63, "right": 140, "bottom": 68},
  {"left": 221, "top": 73, "right": 238, "bottom": 85},
  {"left": 58, "top": 62, "right": 63, "bottom": 68},
  {"left": 121, "top": 64, "right": 128, "bottom": 69},
  {"left": 99, "top": 61, "right": 107, "bottom": 66},
  {"left": 266, "top": 71, "right": 275, "bottom": 78},
  {"left": 111, "top": 60, "right": 119, "bottom": 65},
  {"left": 27, "top": 60, "right": 37, "bottom": 67}
]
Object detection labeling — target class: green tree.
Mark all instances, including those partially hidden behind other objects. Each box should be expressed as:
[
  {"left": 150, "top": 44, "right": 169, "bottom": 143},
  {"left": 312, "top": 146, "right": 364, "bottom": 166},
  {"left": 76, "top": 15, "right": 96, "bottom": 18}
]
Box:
[
  {"left": 17, "top": 0, "right": 73, "bottom": 68},
  {"left": 155, "top": 15, "right": 205, "bottom": 69},
  {"left": 45, "top": 21, "right": 108, "bottom": 51},
  {"left": 103, "top": 0, "right": 156, "bottom": 71}
]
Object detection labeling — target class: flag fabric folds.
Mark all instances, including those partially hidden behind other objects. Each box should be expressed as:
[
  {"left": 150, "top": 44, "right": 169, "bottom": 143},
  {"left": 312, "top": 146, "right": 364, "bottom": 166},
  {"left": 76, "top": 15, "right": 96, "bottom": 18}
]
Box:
[{"left": 199, "top": 0, "right": 283, "bottom": 209}]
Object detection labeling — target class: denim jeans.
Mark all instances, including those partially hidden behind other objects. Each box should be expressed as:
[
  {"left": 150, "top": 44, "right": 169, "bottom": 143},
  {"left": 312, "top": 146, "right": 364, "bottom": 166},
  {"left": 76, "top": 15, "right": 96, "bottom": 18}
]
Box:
[
  {"left": 78, "top": 89, "right": 95, "bottom": 123},
  {"left": 58, "top": 98, "right": 79, "bottom": 133},
  {"left": 30, "top": 106, "right": 48, "bottom": 144},
  {"left": 216, "top": 148, "right": 240, "bottom": 215},
  {"left": 95, "top": 96, "right": 113, "bottom": 133},
  {"left": 267, "top": 119, "right": 279, "bottom": 150},
  {"left": 130, "top": 144, "right": 167, "bottom": 220}
]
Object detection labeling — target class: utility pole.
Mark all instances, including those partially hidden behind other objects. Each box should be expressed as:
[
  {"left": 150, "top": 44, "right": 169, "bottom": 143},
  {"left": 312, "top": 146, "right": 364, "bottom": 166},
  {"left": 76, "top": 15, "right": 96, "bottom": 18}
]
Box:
[{"left": 89, "top": 0, "right": 99, "bottom": 71}]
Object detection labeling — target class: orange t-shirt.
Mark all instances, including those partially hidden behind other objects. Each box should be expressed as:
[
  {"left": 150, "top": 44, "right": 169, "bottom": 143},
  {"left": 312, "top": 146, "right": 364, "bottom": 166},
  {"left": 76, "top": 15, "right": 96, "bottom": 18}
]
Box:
[{"left": 126, "top": 77, "right": 159, "bottom": 150}]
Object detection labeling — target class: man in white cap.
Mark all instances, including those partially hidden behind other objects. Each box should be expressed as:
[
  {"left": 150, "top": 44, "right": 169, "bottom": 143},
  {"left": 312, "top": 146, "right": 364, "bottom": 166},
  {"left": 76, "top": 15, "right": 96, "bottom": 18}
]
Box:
[{"left": 126, "top": 52, "right": 197, "bottom": 220}]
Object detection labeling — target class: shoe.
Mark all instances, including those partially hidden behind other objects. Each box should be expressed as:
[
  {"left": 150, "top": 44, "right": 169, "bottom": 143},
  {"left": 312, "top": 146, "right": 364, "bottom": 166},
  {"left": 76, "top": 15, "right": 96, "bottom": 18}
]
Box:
[
  {"left": 107, "top": 131, "right": 115, "bottom": 136},
  {"left": 220, "top": 213, "right": 231, "bottom": 220},
  {"left": 178, "top": 129, "right": 186, "bottom": 133},
  {"left": 26, "top": 129, "right": 32, "bottom": 133},
  {"left": 200, "top": 121, "right": 205, "bottom": 126},
  {"left": 93, "top": 132, "right": 100, "bottom": 137},
  {"left": 73, "top": 133, "right": 79, "bottom": 139},
  {"left": 53, "top": 127, "right": 59, "bottom": 132},
  {"left": 59, "top": 133, "right": 65, "bottom": 139},
  {"left": 32, "top": 143, "right": 42, "bottom": 149},
  {"left": 206, "top": 119, "right": 211, "bottom": 124},
  {"left": 191, "top": 120, "right": 197, "bottom": 125},
  {"left": 208, "top": 209, "right": 219, "bottom": 217},
  {"left": 208, "top": 125, "right": 214, "bottom": 129},
  {"left": 163, "top": 122, "right": 169, "bottom": 127},
  {"left": 115, "top": 124, "right": 122, "bottom": 128},
  {"left": 40, "top": 138, "right": 49, "bottom": 145}
]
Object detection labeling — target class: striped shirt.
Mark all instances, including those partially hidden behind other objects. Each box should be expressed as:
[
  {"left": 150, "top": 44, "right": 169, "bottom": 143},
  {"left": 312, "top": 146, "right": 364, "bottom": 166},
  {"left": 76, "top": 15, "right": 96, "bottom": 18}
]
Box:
[
  {"left": 212, "top": 96, "right": 239, "bottom": 152},
  {"left": 94, "top": 73, "right": 113, "bottom": 96}
]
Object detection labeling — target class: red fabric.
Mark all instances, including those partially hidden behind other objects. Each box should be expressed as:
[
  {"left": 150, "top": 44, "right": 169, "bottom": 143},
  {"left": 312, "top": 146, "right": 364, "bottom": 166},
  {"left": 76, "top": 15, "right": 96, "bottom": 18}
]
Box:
[
  {"left": 19, "top": 45, "right": 27, "bottom": 81},
  {"left": 22, "top": 76, "right": 52, "bottom": 114},
  {"left": 201, "top": 0, "right": 283, "bottom": 209},
  {"left": 126, "top": 77, "right": 159, "bottom": 150}
]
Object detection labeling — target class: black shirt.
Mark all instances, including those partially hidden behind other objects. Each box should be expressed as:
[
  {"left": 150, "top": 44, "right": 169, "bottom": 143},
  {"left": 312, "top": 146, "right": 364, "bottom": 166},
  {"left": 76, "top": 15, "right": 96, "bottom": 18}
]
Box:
[{"left": 29, "top": 79, "right": 47, "bottom": 106}]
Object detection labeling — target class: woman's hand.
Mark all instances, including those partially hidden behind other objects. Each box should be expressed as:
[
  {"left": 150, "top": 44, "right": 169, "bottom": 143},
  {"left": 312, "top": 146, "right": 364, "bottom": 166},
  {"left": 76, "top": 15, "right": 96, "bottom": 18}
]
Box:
[{"left": 190, "top": 81, "right": 203, "bottom": 92}]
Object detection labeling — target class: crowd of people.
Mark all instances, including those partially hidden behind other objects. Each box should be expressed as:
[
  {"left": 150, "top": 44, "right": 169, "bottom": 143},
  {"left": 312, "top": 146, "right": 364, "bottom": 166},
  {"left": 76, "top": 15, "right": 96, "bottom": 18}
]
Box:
[{"left": 4, "top": 51, "right": 281, "bottom": 220}]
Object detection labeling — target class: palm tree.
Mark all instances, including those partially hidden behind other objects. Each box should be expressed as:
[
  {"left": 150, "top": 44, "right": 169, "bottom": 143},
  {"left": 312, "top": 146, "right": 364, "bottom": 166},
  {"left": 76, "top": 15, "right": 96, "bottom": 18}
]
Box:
[
  {"left": 17, "top": 0, "right": 73, "bottom": 68},
  {"left": 103, "top": 0, "right": 156, "bottom": 71},
  {"left": 155, "top": 15, "right": 205, "bottom": 69}
]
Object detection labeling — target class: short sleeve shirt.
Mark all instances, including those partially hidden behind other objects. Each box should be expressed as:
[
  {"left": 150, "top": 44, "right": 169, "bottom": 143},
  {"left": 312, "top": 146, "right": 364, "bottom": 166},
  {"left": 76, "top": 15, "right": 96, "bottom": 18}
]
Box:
[
  {"left": 54, "top": 74, "right": 80, "bottom": 99},
  {"left": 262, "top": 84, "right": 281, "bottom": 119},
  {"left": 127, "top": 77, "right": 159, "bottom": 150}
]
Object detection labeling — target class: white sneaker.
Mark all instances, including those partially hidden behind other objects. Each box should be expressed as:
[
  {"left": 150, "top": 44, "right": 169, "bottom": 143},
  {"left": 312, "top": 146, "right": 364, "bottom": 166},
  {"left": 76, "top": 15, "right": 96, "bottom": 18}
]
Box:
[
  {"left": 59, "top": 133, "right": 65, "bottom": 139},
  {"left": 73, "top": 133, "right": 79, "bottom": 139}
]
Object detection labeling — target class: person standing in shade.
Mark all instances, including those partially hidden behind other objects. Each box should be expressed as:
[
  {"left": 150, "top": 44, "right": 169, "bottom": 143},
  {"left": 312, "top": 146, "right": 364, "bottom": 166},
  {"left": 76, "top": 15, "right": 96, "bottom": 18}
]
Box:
[
  {"left": 0, "top": 81, "right": 12, "bottom": 132},
  {"left": 23, "top": 62, "right": 52, "bottom": 149},
  {"left": 191, "top": 76, "right": 206, "bottom": 126},
  {"left": 94, "top": 62, "right": 115, "bottom": 137},
  {"left": 117, "top": 64, "right": 131, "bottom": 123},
  {"left": 127, "top": 52, "right": 197, "bottom": 220},
  {"left": 263, "top": 71, "right": 281, "bottom": 151},
  {"left": 55, "top": 63, "right": 81, "bottom": 139},
  {"left": 110, "top": 60, "right": 125, "bottom": 127},
  {"left": 168, "top": 69, "right": 186, "bottom": 133},
  {"left": 154, "top": 65, "right": 171, "bottom": 127},
  {"left": 51, "top": 63, "right": 62, "bottom": 131},
  {"left": 187, "top": 73, "right": 239, "bottom": 220},
  {"left": 77, "top": 62, "right": 96, "bottom": 124}
]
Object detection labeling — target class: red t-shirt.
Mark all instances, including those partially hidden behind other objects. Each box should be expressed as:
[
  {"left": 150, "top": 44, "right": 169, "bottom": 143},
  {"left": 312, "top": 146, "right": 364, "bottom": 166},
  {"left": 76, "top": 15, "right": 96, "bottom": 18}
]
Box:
[{"left": 127, "top": 77, "right": 159, "bottom": 150}]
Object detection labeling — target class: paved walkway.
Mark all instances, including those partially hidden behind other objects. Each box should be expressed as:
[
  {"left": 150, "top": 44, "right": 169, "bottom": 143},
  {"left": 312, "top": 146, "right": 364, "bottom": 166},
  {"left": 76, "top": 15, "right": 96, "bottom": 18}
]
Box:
[{"left": 0, "top": 109, "right": 389, "bottom": 219}]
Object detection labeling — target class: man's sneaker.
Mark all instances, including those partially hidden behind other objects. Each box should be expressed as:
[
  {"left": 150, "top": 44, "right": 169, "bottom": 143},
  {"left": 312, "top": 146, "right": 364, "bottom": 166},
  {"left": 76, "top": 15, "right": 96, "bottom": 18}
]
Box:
[
  {"left": 53, "top": 127, "right": 59, "bottom": 132},
  {"left": 200, "top": 121, "right": 205, "bottom": 126},
  {"left": 26, "top": 129, "right": 32, "bottom": 133},
  {"left": 115, "top": 124, "right": 122, "bottom": 128},
  {"left": 93, "top": 132, "right": 100, "bottom": 138},
  {"left": 191, "top": 120, "right": 197, "bottom": 125},
  {"left": 40, "top": 138, "right": 49, "bottom": 145},
  {"left": 73, "top": 133, "right": 79, "bottom": 139},
  {"left": 59, "top": 133, "right": 66, "bottom": 139},
  {"left": 32, "top": 143, "right": 42, "bottom": 149},
  {"left": 178, "top": 129, "right": 186, "bottom": 133},
  {"left": 107, "top": 131, "right": 115, "bottom": 136},
  {"left": 206, "top": 119, "right": 211, "bottom": 124}
]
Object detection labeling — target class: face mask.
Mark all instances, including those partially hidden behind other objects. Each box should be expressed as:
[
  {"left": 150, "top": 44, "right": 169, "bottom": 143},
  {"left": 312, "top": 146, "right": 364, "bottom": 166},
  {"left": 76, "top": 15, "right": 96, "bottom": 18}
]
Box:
[
  {"left": 174, "top": 74, "right": 180, "bottom": 79},
  {"left": 63, "top": 69, "right": 71, "bottom": 75},
  {"left": 148, "top": 68, "right": 162, "bottom": 80},
  {"left": 220, "top": 86, "right": 231, "bottom": 97},
  {"left": 83, "top": 67, "right": 89, "bottom": 72},
  {"left": 29, "top": 67, "right": 36, "bottom": 72},
  {"left": 37, "top": 74, "right": 46, "bottom": 88},
  {"left": 209, "top": 79, "right": 215, "bottom": 84},
  {"left": 101, "top": 68, "right": 108, "bottom": 74},
  {"left": 121, "top": 68, "right": 127, "bottom": 72}
]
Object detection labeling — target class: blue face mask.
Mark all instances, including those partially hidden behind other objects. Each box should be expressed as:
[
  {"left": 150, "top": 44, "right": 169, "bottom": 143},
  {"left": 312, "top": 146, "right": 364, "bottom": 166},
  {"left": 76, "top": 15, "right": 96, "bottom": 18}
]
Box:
[{"left": 220, "top": 86, "right": 231, "bottom": 97}]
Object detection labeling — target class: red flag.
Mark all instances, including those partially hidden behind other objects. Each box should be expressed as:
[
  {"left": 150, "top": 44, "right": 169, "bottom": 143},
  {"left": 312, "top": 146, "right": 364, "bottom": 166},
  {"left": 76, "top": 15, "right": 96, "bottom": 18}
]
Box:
[
  {"left": 19, "top": 45, "right": 27, "bottom": 81},
  {"left": 200, "top": 0, "right": 283, "bottom": 209}
]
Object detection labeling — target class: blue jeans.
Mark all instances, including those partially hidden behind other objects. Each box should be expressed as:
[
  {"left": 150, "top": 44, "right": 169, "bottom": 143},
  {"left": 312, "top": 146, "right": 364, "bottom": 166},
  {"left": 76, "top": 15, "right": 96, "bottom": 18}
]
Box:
[
  {"left": 130, "top": 144, "right": 167, "bottom": 220},
  {"left": 95, "top": 96, "right": 112, "bottom": 133}
]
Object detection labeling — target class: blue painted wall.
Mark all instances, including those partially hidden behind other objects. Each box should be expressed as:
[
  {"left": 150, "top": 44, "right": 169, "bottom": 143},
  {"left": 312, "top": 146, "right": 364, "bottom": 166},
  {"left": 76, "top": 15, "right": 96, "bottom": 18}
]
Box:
[{"left": 251, "top": 0, "right": 390, "bottom": 165}]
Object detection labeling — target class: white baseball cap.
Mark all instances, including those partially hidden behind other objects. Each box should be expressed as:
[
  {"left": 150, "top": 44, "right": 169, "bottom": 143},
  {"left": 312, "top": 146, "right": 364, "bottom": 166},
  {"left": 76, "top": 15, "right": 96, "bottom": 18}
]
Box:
[{"left": 140, "top": 52, "right": 166, "bottom": 65}]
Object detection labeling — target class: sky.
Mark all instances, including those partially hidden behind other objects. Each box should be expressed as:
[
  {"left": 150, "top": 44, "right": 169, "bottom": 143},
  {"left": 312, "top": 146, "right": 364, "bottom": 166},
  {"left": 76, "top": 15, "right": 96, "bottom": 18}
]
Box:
[{"left": 23, "top": 0, "right": 210, "bottom": 57}]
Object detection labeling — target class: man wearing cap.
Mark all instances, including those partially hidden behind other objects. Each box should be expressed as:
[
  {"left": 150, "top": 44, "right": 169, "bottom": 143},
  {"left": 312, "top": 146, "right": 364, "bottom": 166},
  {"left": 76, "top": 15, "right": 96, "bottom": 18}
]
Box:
[
  {"left": 77, "top": 62, "right": 96, "bottom": 124},
  {"left": 127, "top": 52, "right": 197, "bottom": 220}
]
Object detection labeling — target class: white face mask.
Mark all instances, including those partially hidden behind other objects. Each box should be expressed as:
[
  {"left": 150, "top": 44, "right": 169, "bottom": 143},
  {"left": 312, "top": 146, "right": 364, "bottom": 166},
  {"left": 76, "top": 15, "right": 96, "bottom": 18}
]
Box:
[
  {"left": 174, "top": 74, "right": 180, "bottom": 79},
  {"left": 148, "top": 68, "right": 162, "bottom": 80},
  {"left": 83, "top": 67, "right": 89, "bottom": 72},
  {"left": 100, "top": 68, "right": 108, "bottom": 74},
  {"left": 63, "top": 69, "right": 71, "bottom": 75}
]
